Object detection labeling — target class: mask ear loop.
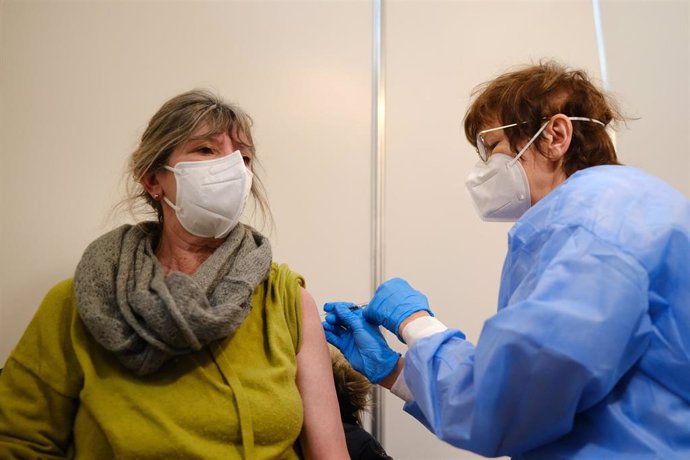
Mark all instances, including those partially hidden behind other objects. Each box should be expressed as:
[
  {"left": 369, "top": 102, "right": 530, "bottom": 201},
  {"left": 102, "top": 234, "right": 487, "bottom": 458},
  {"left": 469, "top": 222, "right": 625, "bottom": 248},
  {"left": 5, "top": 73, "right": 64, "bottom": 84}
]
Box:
[
  {"left": 160, "top": 165, "right": 181, "bottom": 211},
  {"left": 508, "top": 121, "right": 550, "bottom": 167}
]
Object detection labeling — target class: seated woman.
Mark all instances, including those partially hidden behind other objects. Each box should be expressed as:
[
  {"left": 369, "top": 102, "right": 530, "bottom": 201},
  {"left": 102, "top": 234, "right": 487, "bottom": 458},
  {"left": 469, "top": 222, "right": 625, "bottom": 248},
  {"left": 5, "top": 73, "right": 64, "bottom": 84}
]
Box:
[{"left": 0, "top": 89, "right": 348, "bottom": 459}]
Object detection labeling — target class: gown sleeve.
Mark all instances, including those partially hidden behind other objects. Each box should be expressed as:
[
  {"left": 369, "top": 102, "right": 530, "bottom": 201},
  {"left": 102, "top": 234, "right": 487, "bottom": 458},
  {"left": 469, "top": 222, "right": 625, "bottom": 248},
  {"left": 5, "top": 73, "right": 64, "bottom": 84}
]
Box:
[{"left": 401, "top": 226, "right": 652, "bottom": 457}]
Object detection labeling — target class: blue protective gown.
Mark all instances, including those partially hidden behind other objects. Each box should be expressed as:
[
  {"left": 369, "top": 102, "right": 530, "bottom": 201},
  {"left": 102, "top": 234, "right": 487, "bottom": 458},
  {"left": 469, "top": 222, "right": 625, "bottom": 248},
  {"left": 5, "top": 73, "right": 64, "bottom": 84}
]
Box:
[{"left": 403, "top": 166, "right": 690, "bottom": 458}]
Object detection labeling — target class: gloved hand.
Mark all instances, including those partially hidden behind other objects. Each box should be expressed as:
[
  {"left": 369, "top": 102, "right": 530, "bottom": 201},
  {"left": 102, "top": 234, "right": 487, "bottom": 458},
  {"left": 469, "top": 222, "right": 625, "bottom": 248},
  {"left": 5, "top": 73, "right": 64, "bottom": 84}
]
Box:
[
  {"left": 322, "top": 302, "right": 400, "bottom": 384},
  {"left": 363, "top": 278, "right": 433, "bottom": 341}
]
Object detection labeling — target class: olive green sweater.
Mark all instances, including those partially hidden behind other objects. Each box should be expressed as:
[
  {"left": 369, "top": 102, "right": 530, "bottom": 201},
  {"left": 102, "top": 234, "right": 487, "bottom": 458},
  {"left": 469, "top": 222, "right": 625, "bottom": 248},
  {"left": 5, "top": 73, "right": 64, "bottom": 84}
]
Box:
[{"left": 0, "top": 263, "right": 304, "bottom": 459}]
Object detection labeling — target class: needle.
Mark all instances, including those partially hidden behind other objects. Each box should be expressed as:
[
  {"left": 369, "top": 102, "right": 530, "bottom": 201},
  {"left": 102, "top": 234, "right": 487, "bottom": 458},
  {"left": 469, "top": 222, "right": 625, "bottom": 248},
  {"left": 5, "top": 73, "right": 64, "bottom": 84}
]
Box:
[{"left": 320, "top": 303, "right": 367, "bottom": 319}]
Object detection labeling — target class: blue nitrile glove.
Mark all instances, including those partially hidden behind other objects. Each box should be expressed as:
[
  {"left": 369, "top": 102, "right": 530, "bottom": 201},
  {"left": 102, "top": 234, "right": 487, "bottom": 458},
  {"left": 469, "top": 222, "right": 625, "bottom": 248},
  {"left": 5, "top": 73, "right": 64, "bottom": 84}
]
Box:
[
  {"left": 363, "top": 277, "right": 434, "bottom": 342},
  {"left": 322, "top": 302, "right": 400, "bottom": 384}
]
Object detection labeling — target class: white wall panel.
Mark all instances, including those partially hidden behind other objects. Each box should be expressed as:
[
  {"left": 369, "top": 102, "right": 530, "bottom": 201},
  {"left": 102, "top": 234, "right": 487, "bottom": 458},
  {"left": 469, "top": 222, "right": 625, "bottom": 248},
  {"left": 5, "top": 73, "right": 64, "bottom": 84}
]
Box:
[
  {"left": 0, "top": 0, "right": 372, "bottom": 364},
  {"left": 602, "top": 0, "right": 689, "bottom": 196}
]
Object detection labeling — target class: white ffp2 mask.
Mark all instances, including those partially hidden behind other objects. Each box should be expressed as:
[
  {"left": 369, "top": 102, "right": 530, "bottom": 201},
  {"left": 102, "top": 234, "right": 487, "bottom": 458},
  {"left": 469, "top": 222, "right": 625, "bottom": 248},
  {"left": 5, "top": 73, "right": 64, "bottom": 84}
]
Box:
[
  {"left": 163, "top": 151, "right": 252, "bottom": 239},
  {"left": 465, "top": 119, "right": 553, "bottom": 222},
  {"left": 465, "top": 153, "right": 531, "bottom": 222},
  {"left": 466, "top": 117, "right": 608, "bottom": 222}
]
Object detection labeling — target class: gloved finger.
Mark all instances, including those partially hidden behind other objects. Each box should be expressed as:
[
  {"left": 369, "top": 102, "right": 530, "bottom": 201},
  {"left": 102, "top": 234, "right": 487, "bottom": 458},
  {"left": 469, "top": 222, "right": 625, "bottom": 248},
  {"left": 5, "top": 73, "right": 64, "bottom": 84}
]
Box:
[
  {"left": 401, "top": 290, "right": 430, "bottom": 310},
  {"left": 324, "top": 329, "right": 345, "bottom": 349},
  {"left": 325, "top": 313, "right": 351, "bottom": 328},
  {"left": 374, "top": 277, "right": 409, "bottom": 300},
  {"left": 322, "top": 320, "right": 344, "bottom": 335},
  {"left": 323, "top": 301, "right": 356, "bottom": 313},
  {"left": 324, "top": 314, "right": 349, "bottom": 331},
  {"left": 366, "top": 277, "right": 422, "bottom": 321},
  {"left": 332, "top": 303, "right": 364, "bottom": 327},
  {"left": 362, "top": 304, "right": 385, "bottom": 325},
  {"left": 365, "top": 278, "right": 405, "bottom": 321}
]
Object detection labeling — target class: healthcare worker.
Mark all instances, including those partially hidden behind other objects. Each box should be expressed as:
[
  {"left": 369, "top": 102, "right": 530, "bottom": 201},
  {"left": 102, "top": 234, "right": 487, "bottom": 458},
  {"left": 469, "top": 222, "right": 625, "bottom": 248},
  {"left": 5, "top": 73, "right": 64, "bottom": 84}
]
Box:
[{"left": 324, "top": 62, "right": 690, "bottom": 459}]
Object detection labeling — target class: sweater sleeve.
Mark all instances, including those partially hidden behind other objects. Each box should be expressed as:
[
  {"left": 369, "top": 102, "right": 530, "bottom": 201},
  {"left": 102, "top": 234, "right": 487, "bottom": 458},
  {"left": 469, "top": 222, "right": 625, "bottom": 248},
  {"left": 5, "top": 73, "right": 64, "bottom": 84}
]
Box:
[
  {"left": 266, "top": 263, "right": 305, "bottom": 354},
  {"left": 0, "top": 279, "right": 82, "bottom": 458}
]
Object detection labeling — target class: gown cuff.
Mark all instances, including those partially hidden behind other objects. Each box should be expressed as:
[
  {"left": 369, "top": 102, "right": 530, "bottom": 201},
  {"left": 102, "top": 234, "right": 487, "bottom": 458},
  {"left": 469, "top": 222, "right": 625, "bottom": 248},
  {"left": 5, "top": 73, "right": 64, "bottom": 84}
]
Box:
[{"left": 390, "top": 368, "right": 414, "bottom": 402}]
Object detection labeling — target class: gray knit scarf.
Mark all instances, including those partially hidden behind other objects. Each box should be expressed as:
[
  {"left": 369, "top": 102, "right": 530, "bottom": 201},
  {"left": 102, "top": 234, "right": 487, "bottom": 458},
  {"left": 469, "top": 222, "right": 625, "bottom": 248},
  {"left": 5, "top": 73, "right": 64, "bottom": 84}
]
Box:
[{"left": 73, "top": 222, "right": 272, "bottom": 376}]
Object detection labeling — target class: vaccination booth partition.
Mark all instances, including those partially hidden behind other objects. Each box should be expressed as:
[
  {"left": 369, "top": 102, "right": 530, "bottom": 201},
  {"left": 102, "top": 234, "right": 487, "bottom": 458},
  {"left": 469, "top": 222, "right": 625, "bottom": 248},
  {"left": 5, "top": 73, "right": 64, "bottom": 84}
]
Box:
[{"left": 0, "top": 1, "right": 687, "bottom": 459}]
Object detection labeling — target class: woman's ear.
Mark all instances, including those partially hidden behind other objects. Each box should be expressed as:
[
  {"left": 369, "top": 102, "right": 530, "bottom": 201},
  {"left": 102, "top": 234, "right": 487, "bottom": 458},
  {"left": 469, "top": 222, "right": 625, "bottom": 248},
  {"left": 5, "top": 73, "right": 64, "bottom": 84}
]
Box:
[
  {"left": 542, "top": 114, "right": 573, "bottom": 161},
  {"left": 141, "top": 171, "right": 162, "bottom": 199}
]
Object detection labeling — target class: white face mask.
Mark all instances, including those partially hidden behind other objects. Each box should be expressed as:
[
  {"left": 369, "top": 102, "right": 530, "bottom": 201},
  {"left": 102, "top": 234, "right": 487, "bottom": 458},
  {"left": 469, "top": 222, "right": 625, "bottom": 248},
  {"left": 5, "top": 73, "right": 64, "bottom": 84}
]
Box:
[
  {"left": 465, "top": 121, "right": 550, "bottom": 222},
  {"left": 465, "top": 153, "right": 531, "bottom": 221},
  {"left": 163, "top": 150, "right": 252, "bottom": 239},
  {"left": 466, "top": 116, "right": 608, "bottom": 222}
]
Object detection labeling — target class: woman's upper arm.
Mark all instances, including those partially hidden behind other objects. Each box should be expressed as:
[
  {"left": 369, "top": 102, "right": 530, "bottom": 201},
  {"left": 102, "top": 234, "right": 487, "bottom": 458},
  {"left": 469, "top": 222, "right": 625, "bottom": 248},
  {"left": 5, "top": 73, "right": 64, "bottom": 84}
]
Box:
[{"left": 296, "top": 287, "right": 348, "bottom": 460}]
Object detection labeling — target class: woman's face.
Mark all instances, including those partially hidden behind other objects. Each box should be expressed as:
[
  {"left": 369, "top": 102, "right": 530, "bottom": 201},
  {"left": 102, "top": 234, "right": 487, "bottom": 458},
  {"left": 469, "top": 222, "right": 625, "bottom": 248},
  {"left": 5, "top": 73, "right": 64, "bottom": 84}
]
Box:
[
  {"left": 139, "top": 123, "right": 255, "bottom": 241},
  {"left": 155, "top": 127, "right": 253, "bottom": 208},
  {"left": 478, "top": 119, "right": 568, "bottom": 204}
]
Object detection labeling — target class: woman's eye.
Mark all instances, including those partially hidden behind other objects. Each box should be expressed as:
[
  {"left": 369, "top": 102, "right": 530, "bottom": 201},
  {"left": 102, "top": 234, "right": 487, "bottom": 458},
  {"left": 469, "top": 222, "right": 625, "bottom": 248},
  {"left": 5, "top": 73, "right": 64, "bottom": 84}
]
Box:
[{"left": 197, "top": 146, "right": 213, "bottom": 154}]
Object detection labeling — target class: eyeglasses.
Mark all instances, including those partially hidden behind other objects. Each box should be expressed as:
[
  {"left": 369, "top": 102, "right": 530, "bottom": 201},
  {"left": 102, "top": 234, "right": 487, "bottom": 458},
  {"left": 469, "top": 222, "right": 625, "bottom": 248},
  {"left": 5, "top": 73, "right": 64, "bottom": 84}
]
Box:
[
  {"left": 476, "top": 122, "right": 523, "bottom": 163},
  {"left": 475, "top": 117, "right": 606, "bottom": 163}
]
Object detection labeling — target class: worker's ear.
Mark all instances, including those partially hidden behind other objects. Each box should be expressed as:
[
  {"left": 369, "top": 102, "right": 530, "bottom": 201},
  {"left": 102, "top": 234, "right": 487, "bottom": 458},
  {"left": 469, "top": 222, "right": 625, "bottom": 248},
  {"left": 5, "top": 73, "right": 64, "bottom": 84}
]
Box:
[{"left": 541, "top": 114, "right": 573, "bottom": 161}]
